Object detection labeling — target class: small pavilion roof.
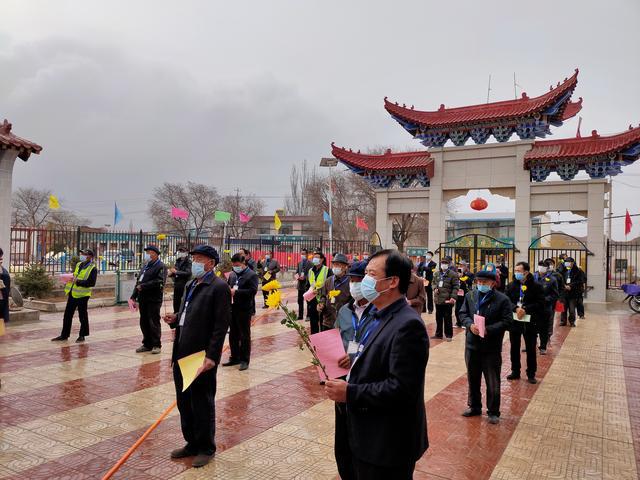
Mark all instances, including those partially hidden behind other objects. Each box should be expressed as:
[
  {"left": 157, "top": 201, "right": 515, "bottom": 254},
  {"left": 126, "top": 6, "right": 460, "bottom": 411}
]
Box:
[
  {"left": 384, "top": 69, "right": 581, "bottom": 129},
  {"left": 0, "top": 119, "right": 42, "bottom": 160},
  {"left": 524, "top": 125, "right": 640, "bottom": 167},
  {"left": 331, "top": 143, "right": 434, "bottom": 176}
]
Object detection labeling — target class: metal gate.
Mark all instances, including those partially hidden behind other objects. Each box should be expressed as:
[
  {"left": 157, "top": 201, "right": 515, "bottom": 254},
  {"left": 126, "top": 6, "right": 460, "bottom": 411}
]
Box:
[
  {"left": 606, "top": 239, "right": 640, "bottom": 288},
  {"left": 437, "top": 234, "right": 516, "bottom": 275},
  {"left": 528, "top": 233, "right": 591, "bottom": 284}
]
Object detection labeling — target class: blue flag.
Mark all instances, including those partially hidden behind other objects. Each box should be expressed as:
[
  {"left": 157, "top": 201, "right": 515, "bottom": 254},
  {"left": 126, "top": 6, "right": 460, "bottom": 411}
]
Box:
[
  {"left": 323, "top": 211, "right": 332, "bottom": 226},
  {"left": 114, "top": 202, "right": 123, "bottom": 226}
]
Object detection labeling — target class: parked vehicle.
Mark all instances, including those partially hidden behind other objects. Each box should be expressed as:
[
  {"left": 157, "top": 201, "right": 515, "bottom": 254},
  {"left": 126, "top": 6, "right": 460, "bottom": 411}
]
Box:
[{"left": 622, "top": 284, "right": 640, "bottom": 313}]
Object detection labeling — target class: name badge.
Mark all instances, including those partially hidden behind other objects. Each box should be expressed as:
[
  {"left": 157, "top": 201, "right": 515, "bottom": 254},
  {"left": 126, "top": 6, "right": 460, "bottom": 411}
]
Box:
[
  {"left": 139, "top": 273, "right": 145, "bottom": 281},
  {"left": 331, "top": 297, "right": 336, "bottom": 304},
  {"left": 347, "top": 341, "right": 359, "bottom": 355},
  {"left": 457, "top": 289, "right": 464, "bottom": 296},
  {"left": 566, "top": 278, "right": 571, "bottom": 284},
  {"left": 179, "top": 302, "right": 188, "bottom": 326},
  {"left": 517, "top": 301, "right": 523, "bottom": 308},
  {"left": 438, "top": 281, "right": 444, "bottom": 288}
]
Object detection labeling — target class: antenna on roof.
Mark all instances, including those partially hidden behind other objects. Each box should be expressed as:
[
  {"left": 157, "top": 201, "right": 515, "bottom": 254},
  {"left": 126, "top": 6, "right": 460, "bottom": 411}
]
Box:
[{"left": 486, "top": 74, "right": 492, "bottom": 103}]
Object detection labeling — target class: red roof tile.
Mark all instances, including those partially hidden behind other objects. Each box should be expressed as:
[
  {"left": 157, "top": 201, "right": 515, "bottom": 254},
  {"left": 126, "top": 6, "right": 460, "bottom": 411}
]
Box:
[
  {"left": 0, "top": 119, "right": 42, "bottom": 160},
  {"left": 524, "top": 125, "right": 640, "bottom": 166},
  {"left": 331, "top": 143, "right": 434, "bottom": 176},
  {"left": 385, "top": 69, "right": 580, "bottom": 128}
]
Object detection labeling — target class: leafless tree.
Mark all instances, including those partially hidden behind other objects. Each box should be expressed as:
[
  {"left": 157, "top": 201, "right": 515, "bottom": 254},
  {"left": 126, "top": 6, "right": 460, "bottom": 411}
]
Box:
[
  {"left": 284, "top": 159, "right": 319, "bottom": 216},
  {"left": 48, "top": 210, "right": 90, "bottom": 229},
  {"left": 220, "top": 191, "right": 265, "bottom": 238},
  {"left": 148, "top": 182, "right": 220, "bottom": 238},
  {"left": 12, "top": 187, "right": 51, "bottom": 227}
]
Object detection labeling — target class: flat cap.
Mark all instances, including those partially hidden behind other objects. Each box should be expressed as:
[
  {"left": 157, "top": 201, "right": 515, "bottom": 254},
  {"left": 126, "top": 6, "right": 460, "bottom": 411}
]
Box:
[
  {"left": 348, "top": 260, "right": 368, "bottom": 278},
  {"left": 144, "top": 245, "right": 160, "bottom": 255},
  {"left": 332, "top": 253, "right": 349, "bottom": 265},
  {"left": 190, "top": 245, "right": 220, "bottom": 263},
  {"left": 476, "top": 270, "right": 496, "bottom": 280}
]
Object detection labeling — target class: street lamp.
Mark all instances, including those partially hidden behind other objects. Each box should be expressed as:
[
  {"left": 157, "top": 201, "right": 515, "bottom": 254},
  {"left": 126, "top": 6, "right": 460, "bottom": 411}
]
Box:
[{"left": 320, "top": 157, "right": 339, "bottom": 255}]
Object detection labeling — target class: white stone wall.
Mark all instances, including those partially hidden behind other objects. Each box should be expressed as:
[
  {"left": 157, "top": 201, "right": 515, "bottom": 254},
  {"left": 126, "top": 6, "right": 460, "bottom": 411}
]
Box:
[{"left": 0, "top": 149, "right": 18, "bottom": 266}]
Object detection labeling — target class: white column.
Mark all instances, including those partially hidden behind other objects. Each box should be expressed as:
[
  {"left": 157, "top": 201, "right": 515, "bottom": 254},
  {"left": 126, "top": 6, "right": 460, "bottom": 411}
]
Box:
[
  {"left": 428, "top": 149, "right": 445, "bottom": 251},
  {"left": 586, "top": 181, "right": 606, "bottom": 302},
  {"left": 0, "top": 150, "right": 17, "bottom": 265},
  {"left": 375, "top": 190, "right": 393, "bottom": 250},
  {"left": 514, "top": 145, "right": 531, "bottom": 262}
]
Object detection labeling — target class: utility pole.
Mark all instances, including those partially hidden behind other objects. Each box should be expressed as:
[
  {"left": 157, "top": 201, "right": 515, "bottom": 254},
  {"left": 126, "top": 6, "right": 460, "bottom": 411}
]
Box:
[
  {"left": 486, "top": 74, "right": 492, "bottom": 103},
  {"left": 320, "top": 157, "right": 339, "bottom": 255}
]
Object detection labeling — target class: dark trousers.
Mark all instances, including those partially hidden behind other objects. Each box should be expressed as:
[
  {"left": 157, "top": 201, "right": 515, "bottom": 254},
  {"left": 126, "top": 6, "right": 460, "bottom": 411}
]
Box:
[
  {"left": 173, "top": 363, "right": 217, "bottom": 455},
  {"left": 334, "top": 403, "right": 355, "bottom": 480},
  {"left": 455, "top": 295, "right": 464, "bottom": 326},
  {"left": 577, "top": 295, "right": 585, "bottom": 317},
  {"left": 538, "top": 307, "right": 553, "bottom": 349},
  {"left": 139, "top": 300, "right": 162, "bottom": 348},
  {"left": 297, "top": 289, "right": 305, "bottom": 319},
  {"left": 435, "top": 303, "right": 453, "bottom": 338},
  {"left": 308, "top": 298, "right": 320, "bottom": 334},
  {"left": 349, "top": 457, "right": 416, "bottom": 480},
  {"left": 561, "top": 297, "right": 578, "bottom": 325},
  {"left": 425, "top": 285, "right": 434, "bottom": 313},
  {"left": 465, "top": 348, "right": 502, "bottom": 416},
  {"left": 509, "top": 325, "right": 537, "bottom": 378},
  {"left": 229, "top": 308, "right": 252, "bottom": 364},
  {"left": 173, "top": 281, "right": 187, "bottom": 314},
  {"left": 61, "top": 296, "right": 90, "bottom": 338}
]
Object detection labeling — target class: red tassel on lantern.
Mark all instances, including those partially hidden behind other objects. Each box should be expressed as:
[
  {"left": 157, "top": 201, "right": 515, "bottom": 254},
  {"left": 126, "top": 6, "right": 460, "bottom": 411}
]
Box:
[{"left": 470, "top": 197, "right": 488, "bottom": 211}]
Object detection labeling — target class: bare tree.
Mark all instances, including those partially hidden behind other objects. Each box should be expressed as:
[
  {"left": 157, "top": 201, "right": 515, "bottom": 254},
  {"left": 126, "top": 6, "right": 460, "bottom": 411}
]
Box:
[
  {"left": 12, "top": 187, "right": 52, "bottom": 227},
  {"left": 148, "top": 182, "right": 220, "bottom": 238},
  {"left": 48, "top": 210, "right": 90, "bottom": 229},
  {"left": 220, "top": 191, "right": 265, "bottom": 238},
  {"left": 284, "top": 159, "right": 319, "bottom": 216}
]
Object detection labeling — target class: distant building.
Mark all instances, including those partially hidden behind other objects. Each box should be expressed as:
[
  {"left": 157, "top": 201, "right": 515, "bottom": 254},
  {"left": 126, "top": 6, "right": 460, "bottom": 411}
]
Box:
[
  {"left": 446, "top": 212, "right": 551, "bottom": 244},
  {"left": 248, "top": 213, "right": 320, "bottom": 238}
]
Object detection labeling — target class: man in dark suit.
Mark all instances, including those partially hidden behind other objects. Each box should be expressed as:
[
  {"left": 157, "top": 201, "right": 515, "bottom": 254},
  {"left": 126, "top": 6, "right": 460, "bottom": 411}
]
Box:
[
  {"left": 325, "top": 249, "right": 429, "bottom": 480},
  {"left": 417, "top": 251, "right": 437, "bottom": 314},
  {"left": 459, "top": 269, "right": 513, "bottom": 424},
  {"left": 168, "top": 245, "right": 191, "bottom": 314},
  {"left": 223, "top": 253, "right": 259, "bottom": 371},
  {"left": 295, "top": 248, "right": 312, "bottom": 319},
  {"left": 131, "top": 245, "right": 166, "bottom": 354},
  {"left": 0, "top": 247, "right": 10, "bottom": 324},
  {"left": 163, "top": 245, "right": 231, "bottom": 468},
  {"left": 506, "top": 261, "right": 545, "bottom": 384}
]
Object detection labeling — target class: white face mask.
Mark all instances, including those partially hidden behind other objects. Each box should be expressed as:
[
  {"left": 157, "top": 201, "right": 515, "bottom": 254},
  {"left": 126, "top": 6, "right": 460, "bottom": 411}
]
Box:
[
  {"left": 350, "top": 282, "right": 365, "bottom": 301},
  {"left": 176, "top": 252, "right": 186, "bottom": 259},
  {"left": 425, "top": 255, "right": 432, "bottom": 261},
  {"left": 332, "top": 267, "right": 343, "bottom": 276},
  {"left": 537, "top": 266, "right": 548, "bottom": 274},
  {"left": 440, "top": 263, "right": 449, "bottom": 271},
  {"left": 79, "top": 255, "right": 87, "bottom": 262},
  {"left": 144, "top": 253, "right": 151, "bottom": 262}
]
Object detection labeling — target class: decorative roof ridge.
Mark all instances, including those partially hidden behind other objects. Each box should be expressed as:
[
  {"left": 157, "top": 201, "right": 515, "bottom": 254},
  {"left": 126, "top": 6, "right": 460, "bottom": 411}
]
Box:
[
  {"left": 384, "top": 69, "right": 579, "bottom": 116},
  {"left": 331, "top": 142, "right": 431, "bottom": 159},
  {"left": 0, "top": 118, "right": 43, "bottom": 160},
  {"left": 529, "top": 123, "right": 640, "bottom": 146}
]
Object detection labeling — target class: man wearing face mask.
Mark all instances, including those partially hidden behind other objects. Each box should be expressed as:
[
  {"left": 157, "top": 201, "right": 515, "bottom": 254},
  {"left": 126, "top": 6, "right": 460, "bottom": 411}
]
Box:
[
  {"left": 295, "top": 248, "right": 312, "bottom": 320},
  {"left": 325, "top": 250, "right": 428, "bottom": 480},
  {"left": 506, "top": 262, "right": 545, "bottom": 384},
  {"left": 162, "top": 245, "right": 231, "bottom": 468},
  {"left": 533, "top": 260, "right": 559, "bottom": 354},
  {"left": 52, "top": 248, "right": 97, "bottom": 343},
  {"left": 432, "top": 257, "right": 460, "bottom": 341},
  {"left": 417, "top": 251, "right": 437, "bottom": 314},
  {"left": 223, "top": 253, "right": 259, "bottom": 371},
  {"left": 0, "top": 247, "right": 11, "bottom": 326},
  {"left": 318, "top": 254, "right": 351, "bottom": 331},
  {"left": 455, "top": 260, "right": 475, "bottom": 328},
  {"left": 131, "top": 245, "right": 166, "bottom": 354},
  {"left": 168, "top": 245, "right": 192, "bottom": 314},
  {"left": 258, "top": 253, "right": 280, "bottom": 309},
  {"left": 559, "top": 257, "right": 585, "bottom": 327},
  {"left": 308, "top": 251, "right": 332, "bottom": 334},
  {"left": 458, "top": 270, "right": 513, "bottom": 424}
]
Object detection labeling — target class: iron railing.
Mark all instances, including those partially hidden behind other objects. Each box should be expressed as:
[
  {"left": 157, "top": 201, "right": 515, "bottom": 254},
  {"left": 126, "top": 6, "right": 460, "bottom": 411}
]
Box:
[{"left": 607, "top": 239, "right": 640, "bottom": 288}]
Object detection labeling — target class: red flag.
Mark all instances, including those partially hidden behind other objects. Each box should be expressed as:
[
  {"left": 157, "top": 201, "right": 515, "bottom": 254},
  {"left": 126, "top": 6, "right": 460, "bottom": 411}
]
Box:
[
  {"left": 171, "top": 207, "right": 189, "bottom": 220},
  {"left": 356, "top": 217, "right": 369, "bottom": 231},
  {"left": 625, "top": 209, "right": 633, "bottom": 236},
  {"left": 239, "top": 212, "right": 251, "bottom": 223}
]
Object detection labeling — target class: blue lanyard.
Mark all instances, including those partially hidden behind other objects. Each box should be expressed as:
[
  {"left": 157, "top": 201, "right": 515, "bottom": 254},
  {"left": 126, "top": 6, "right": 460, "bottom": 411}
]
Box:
[
  {"left": 355, "top": 318, "right": 380, "bottom": 358},
  {"left": 334, "top": 275, "right": 349, "bottom": 290},
  {"left": 351, "top": 309, "right": 370, "bottom": 340},
  {"left": 185, "top": 271, "right": 214, "bottom": 305},
  {"left": 476, "top": 292, "right": 491, "bottom": 314},
  {"left": 143, "top": 259, "right": 159, "bottom": 273}
]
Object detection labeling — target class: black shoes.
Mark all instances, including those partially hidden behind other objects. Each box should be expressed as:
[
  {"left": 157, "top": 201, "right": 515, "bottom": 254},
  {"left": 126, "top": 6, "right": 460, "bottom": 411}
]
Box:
[
  {"left": 488, "top": 415, "right": 500, "bottom": 424},
  {"left": 192, "top": 453, "right": 213, "bottom": 468},
  {"left": 507, "top": 373, "right": 520, "bottom": 380},
  {"left": 461, "top": 408, "right": 482, "bottom": 417},
  {"left": 171, "top": 446, "right": 195, "bottom": 459},
  {"left": 239, "top": 362, "right": 249, "bottom": 371},
  {"left": 222, "top": 360, "right": 239, "bottom": 367},
  {"left": 75, "top": 336, "right": 85, "bottom": 343},
  {"left": 528, "top": 377, "right": 538, "bottom": 384},
  {"left": 51, "top": 336, "right": 68, "bottom": 341},
  {"left": 559, "top": 322, "right": 567, "bottom": 326},
  {"left": 135, "top": 345, "right": 151, "bottom": 353},
  {"left": 539, "top": 348, "right": 547, "bottom": 355}
]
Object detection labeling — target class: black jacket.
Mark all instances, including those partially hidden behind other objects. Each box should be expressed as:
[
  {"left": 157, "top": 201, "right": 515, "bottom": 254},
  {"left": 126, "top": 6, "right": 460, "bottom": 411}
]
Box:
[
  {"left": 562, "top": 266, "right": 586, "bottom": 298},
  {"left": 459, "top": 289, "right": 513, "bottom": 352},
  {"left": 0, "top": 266, "right": 10, "bottom": 322},
  {"left": 257, "top": 258, "right": 280, "bottom": 282},
  {"left": 346, "top": 298, "right": 429, "bottom": 467},
  {"left": 171, "top": 256, "right": 192, "bottom": 287},
  {"left": 458, "top": 270, "right": 475, "bottom": 295},
  {"left": 171, "top": 274, "right": 231, "bottom": 363},
  {"left": 533, "top": 272, "right": 560, "bottom": 308},
  {"left": 227, "top": 267, "right": 259, "bottom": 314},
  {"left": 417, "top": 260, "right": 437, "bottom": 282},
  {"left": 131, "top": 259, "right": 166, "bottom": 303},
  {"left": 295, "top": 258, "right": 312, "bottom": 291},
  {"left": 506, "top": 274, "right": 545, "bottom": 326}
]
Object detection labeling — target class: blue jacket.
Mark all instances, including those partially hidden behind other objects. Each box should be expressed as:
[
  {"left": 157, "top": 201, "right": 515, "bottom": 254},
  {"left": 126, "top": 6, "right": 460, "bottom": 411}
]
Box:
[
  {"left": 345, "top": 297, "right": 429, "bottom": 467},
  {"left": 335, "top": 299, "right": 376, "bottom": 362}
]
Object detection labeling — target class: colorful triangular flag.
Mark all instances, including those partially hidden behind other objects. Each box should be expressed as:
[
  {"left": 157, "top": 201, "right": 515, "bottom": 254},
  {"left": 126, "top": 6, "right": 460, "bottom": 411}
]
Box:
[
  {"left": 114, "top": 202, "right": 123, "bottom": 226},
  {"left": 323, "top": 211, "right": 332, "bottom": 226},
  {"left": 48, "top": 194, "right": 60, "bottom": 210},
  {"left": 239, "top": 212, "right": 251, "bottom": 223},
  {"left": 171, "top": 207, "right": 189, "bottom": 220},
  {"left": 625, "top": 209, "right": 633, "bottom": 236},
  {"left": 356, "top": 217, "right": 369, "bottom": 231},
  {"left": 214, "top": 210, "right": 231, "bottom": 222},
  {"left": 274, "top": 212, "right": 282, "bottom": 231}
]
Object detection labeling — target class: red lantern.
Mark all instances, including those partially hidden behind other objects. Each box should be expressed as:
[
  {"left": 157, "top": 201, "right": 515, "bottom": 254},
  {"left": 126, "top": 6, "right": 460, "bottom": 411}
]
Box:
[{"left": 470, "top": 197, "right": 488, "bottom": 211}]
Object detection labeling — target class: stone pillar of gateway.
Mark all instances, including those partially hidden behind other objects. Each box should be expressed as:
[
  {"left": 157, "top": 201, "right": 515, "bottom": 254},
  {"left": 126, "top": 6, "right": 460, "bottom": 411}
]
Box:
[
  {"left": 0, "top": 119, "right": 43, "bottom": 266},
  {"left": 329, "top": 68, "right": 640, "bottom": 303}
]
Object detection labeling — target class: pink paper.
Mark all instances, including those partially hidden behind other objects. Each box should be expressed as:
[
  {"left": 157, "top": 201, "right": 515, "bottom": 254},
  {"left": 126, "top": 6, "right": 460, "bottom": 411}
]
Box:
[
  {"left": 171, "top": 206, "right": 189, "bottom": 220},
  {"left": 303, "top": 287, "right": 316, "bottom": 302},
  {"left": 473, "top": 314, "right": 485, "bottom": 338},
  {"left": 128, "top": 299, "right": 138, "bottom": 312},
  {"left": 60, "top": 273, "right": 74, "bottom": 283},
  {"left": 309, "top": 329, "right": 349, "bottom": 380}
]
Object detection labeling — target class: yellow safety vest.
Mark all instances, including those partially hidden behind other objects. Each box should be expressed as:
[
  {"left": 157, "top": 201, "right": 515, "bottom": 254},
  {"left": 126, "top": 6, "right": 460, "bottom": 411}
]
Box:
[
  {"left": 64, "top": 262, "right": 96, "bottom": 299},
  {"left": 308, "top": 266, "right": 328, "bottom": 299}
]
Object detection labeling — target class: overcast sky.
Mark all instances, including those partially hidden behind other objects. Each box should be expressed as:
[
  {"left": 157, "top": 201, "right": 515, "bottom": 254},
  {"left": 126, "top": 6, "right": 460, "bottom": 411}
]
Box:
[{"left": 2, "top": 0, "right": 639, "bottom": 239}]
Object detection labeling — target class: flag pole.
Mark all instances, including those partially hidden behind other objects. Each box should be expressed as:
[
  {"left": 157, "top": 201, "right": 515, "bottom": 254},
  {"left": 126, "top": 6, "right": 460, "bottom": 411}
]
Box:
[{"left": 328, "top": 166, "right": 333, "bottom": 256}]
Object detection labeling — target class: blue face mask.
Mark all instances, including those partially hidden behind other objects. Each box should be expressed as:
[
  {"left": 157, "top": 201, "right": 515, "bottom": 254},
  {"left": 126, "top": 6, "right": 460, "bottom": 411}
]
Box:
[
  {"left": 144, "top": 253, "right": 151, "bottom": 262},
  {"left": 79, "top": 255, "right": 87, "bottom": 262},
  {"left": 361, "top": 274, "right": 391, "bottom": 302},
  {"left": 477, "top": 284, "right": 491, "bottom": 294},
  {"left": 564, "top": 262, "right": 573, "bottom": 269},
  {"left": 312, "top": 257, "right": 321, "bottom": 266},
  {"left": 232, "top": 266, "right": 245, "bottom": 274},
  {"left": 515, "top": 272, "right": 525, "bottom": 282},
  {"left": 191, "top": 261, "right": 206, "bottom": 278}
]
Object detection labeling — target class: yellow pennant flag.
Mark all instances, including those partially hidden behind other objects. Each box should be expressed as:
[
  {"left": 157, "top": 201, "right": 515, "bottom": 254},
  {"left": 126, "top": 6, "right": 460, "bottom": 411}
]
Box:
[
  {"left": 274, "top": 212, "right": 282, "bottom": 231},
  {"left": 177, "top": 350, "right": 206, "bottom": 392},
  {"left": 48, "top": 194, "right": 60, "bottom": 210}
]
